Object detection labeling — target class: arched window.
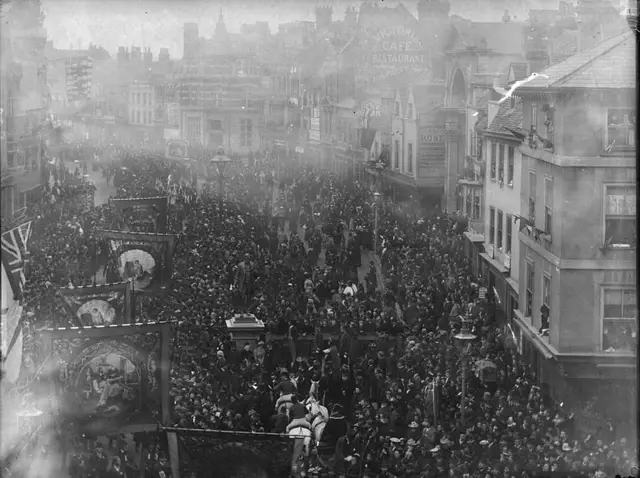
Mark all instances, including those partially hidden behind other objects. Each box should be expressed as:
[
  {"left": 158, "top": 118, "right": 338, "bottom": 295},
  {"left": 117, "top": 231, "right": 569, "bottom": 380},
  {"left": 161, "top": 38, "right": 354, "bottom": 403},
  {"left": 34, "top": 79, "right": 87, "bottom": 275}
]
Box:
[{"left": 450, "top": 70, "right": 467, "bottom": 109}]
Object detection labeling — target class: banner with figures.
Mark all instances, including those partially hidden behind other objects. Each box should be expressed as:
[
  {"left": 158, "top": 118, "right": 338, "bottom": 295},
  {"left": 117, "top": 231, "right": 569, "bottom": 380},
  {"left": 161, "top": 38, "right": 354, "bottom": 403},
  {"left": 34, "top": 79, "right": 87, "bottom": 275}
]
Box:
[
  {"left": 111, "top": 197, "right": 169, "bottom": 233},
  {"left": 40, "top": 323, "right": 172, "bottom": 434},
  {"left": 96, "top": 230, "right": 176, "bottom": 294},
  {"left": 1, "top": 220, "right": 33, "bottom": 301},
  {"left": 65, "top": 56, "right": 94, "bottom": 102},
  {"left": 165, "top": 139, "right": 189, "bottom": 161},
  {"left": 58, "top": 282, "right": 133, "bottom": 327}
]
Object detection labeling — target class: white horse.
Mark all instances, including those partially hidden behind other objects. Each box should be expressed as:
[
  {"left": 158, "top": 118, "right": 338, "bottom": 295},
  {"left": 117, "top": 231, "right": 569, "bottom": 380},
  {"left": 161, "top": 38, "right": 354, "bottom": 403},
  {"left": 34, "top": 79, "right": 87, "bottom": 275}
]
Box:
[
  {"left": 305, "top": 397, "right": 329, "bottom": 444},
  {"left": 275, "top": 393, "right": 295, "bottom": 413},
  {"left": 289, "top": 425, "right": 313, "bottom": 474}
]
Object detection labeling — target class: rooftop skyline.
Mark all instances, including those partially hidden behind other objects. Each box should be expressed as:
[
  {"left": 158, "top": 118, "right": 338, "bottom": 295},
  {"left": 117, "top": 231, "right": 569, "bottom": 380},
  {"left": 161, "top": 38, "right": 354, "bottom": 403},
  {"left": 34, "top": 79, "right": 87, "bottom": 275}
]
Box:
[{"left": 42, "top": 0, "right": 563, "bottom": 57}]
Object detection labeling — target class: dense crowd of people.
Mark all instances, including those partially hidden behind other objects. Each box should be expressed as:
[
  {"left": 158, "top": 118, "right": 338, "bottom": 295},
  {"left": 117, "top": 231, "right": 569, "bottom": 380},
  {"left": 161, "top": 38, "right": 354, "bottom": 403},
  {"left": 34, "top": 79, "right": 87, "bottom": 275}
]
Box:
[{"left": 8, "top": 140, "right": 636, "bottom": 478}]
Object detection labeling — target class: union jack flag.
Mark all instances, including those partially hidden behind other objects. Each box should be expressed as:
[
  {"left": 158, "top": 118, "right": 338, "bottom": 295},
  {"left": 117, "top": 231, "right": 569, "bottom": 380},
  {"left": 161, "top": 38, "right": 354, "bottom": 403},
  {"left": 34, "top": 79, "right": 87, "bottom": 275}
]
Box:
[{"left": 1, "top": 221, "right": 33, "bottom": 301}]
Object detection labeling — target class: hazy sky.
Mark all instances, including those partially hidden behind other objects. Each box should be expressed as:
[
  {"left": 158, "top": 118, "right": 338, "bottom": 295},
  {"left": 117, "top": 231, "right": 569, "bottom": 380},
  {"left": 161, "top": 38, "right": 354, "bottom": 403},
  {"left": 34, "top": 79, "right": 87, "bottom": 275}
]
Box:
[{"left": 42, "top": 0, "right": 561, "bottom": 58}]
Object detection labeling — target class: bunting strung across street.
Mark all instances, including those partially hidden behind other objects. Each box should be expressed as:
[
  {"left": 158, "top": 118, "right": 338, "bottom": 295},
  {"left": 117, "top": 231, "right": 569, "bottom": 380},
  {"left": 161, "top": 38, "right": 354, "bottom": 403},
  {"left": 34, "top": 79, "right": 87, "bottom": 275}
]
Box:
[
  {"left": 1, "top": 221, "right": 33, "bottom": 301},
  {"left": 110, "top": 197, "right": 169, "bottom": 233},
  {"left": 57, "top": 282, "right": 133, "bottom": 327},
  {"left": 95, "top": 230, "right": 176, "bottom": 294},
  {"left": 65, "top": 56, "right": 94, "bottom": 102}
]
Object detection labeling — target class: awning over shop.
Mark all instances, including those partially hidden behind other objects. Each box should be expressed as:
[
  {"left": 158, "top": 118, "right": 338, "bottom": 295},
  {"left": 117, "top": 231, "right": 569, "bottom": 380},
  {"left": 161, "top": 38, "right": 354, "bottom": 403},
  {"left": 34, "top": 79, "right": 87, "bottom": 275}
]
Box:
[
  {"left": 480, "top": 252, "right": 509, "bottom": 274},
  {"left": 464, "top": 231, "right": 484, "bottom": 242},
  {"left": 383, "top": 169, "right": 416, "bottom": 187}
]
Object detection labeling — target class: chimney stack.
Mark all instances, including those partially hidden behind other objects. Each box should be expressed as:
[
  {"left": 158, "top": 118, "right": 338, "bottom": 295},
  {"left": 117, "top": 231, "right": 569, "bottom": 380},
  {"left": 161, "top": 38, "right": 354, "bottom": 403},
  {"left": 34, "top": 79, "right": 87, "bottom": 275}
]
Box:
[
  {"left": 315, "top": 5, "right": 333, "bottom": 31},
  {"left": 159, "top": 48, "right": 170, "bottom": 62}
]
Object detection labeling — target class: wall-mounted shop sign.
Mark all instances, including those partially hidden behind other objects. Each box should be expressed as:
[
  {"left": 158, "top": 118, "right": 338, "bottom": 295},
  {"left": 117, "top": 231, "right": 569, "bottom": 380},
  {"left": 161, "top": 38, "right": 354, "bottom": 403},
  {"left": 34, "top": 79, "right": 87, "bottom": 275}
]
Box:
[
  {"left": 355, "top": 7, "right": 430, "bottom": 86},
  {"left": 417, "top": 124, "right": 446, "bottom": 187}
]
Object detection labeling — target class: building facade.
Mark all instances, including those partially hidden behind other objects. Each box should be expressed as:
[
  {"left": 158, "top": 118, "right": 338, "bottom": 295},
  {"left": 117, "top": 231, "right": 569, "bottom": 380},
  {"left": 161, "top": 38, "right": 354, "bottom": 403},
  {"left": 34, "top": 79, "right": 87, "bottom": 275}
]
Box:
[
  {"left": 511, "top": 31, "right": 635, "bottom": 423},
  {"left": 480, "top": 99, "right": 524, "bottom": 324},
  {"left": 179, "top": 15, "right": 261, "bottom": 155},
  {"left": 1, "top": 1, "right": 48, "bottom": 223}
]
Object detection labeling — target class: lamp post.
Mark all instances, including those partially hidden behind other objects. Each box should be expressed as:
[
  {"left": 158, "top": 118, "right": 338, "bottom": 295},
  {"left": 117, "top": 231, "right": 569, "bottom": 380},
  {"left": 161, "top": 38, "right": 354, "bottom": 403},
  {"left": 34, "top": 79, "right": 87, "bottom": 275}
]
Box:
[
  {"left": 373, "top": 191, "right": 381, "bottom": 256},
  {"left": 454, "top": 316, "right": 477, "bottom": 428},
  {"left": 209, "top": 152, "right": 233, "bottom": 197}
]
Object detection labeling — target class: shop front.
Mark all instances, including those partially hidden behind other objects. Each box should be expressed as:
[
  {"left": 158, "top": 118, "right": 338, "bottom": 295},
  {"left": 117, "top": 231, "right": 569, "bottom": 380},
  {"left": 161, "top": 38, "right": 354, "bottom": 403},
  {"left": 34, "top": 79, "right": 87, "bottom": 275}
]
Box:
[{"left": 480, "top": 244, "right": 509, "bottom": 324}]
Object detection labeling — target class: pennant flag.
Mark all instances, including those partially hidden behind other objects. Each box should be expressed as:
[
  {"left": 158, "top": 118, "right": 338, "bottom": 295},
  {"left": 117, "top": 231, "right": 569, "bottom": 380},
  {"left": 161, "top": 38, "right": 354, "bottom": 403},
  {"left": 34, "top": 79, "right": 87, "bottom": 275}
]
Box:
[
  {"left": 58, "top": 282, "right": 133, "bottom": 327},
  {"left": 1, "top": 221, "right": 33, "bottom": 301},
  {"left": 111, "top": 197, "right": 169, "bottom": 233},
  {"left": 96, "top": 230, "right": 176, "bottom": 294}
]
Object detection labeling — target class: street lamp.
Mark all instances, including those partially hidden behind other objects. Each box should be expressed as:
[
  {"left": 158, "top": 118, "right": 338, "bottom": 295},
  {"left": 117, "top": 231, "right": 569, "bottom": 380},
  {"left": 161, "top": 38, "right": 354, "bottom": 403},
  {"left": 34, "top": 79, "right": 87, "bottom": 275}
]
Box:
[
  {"left": 373, "top": 192, "right": 381, "bottom": 256},
  {"left": 454, "top": 316, "right": 477, "bottom": 428},
  {"left": 209, "top": 152, "right": 233, "bottom": 197}
]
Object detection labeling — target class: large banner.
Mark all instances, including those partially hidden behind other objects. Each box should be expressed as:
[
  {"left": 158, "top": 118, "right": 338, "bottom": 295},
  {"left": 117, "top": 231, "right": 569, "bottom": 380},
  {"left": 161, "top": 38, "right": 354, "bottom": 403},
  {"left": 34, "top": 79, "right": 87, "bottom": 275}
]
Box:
[
  {"left": 96, "top": 230, "right": 176, "bottom": 294},
  {"left": 42, "top": 324, "right": 170, "bottom": 434},
  {"left": 111, "top": 197, "right": 169, "bottom": 233},
  {"left": 165, "top": 139, "right": 189, "bottom": 161},
  {"left": 58, "top": 282, "right": 133, "bottom": 327}
]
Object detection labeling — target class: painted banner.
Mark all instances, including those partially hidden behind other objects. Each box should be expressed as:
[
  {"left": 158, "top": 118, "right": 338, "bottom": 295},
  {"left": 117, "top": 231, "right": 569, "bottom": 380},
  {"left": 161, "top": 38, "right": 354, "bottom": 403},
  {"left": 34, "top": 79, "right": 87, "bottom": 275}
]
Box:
[
  {"left": 165, "top": 139, "right": 189, "bottom": 160},
  {"left": 96, "top": 230, "right": 176, "bottom": 294},
  {"left": 418, "top": 123, "right": 446, "bottom": 186},
  {"left": 48, "top": 332, "right": 163, "bottom": 434},
  {"left": 58, "top": 282, "right": 133, "bottom": 327},
  {"left": 111, "top": 197, "right": 169, "bottom": 233}
]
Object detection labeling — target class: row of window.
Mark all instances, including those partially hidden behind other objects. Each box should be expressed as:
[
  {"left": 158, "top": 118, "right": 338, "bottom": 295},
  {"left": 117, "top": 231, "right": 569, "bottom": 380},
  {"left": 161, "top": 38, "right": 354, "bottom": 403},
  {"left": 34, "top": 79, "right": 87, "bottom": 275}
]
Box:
[
  {"left": 524, "top": 261, "right": 550, "bottom": 320},
  {"left": 464, "top": 189, "right": 482, "bottom": 220},
  {"left": 488, "top": 207, "right": 513, "bottom": 254},
  {"left": 131, "top": 92, "right": 153, "bottom": 106},
  {"left": 527, "top": 172, "right": 554, "bottom": 235},
  {"left": 489, "top": 141, "right": 515, "bottom": 186},
  {"left": 393, "top": 139, "right": 413, "bottom": 174},
  {"left": 131, "top": 110, "right": 154, "bottom": 126},
  {"left": 527, "top": 175, "right": 634, "bottom": 246},
  {"left": 240, "top": 119, "right": 253, "bottom": 147},
  {"left": 186, "top": 117, "right": 254, "bottom": 147},
  {"left": 524, "top": 263, "right": 636, "bottom": 352}
]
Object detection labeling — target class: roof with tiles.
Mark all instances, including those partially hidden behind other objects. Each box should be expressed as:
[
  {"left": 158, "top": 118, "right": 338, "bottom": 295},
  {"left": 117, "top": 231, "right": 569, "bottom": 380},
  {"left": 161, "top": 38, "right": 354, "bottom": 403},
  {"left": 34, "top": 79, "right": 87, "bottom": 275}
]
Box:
[
  {"left": 517, "top": 31, "right": 635, "bottom": 90},
  {"left": 485, "top": 98, "right": 524, "bottom": 136},
  {"left": 449, "top": 18, "right": 525, "bottom": 56}
]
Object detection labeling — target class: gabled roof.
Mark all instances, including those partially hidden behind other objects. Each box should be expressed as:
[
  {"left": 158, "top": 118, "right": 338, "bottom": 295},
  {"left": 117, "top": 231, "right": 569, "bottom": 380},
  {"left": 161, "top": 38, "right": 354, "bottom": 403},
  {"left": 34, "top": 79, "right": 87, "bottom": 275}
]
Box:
[
  {"left": 518, "top": 31, "right": 635, "bottom": 90},
  {"left": 485, "top": 98, "right": 523, "bottom": 136},
  {"left": 449, "top": 19, "right": 525, "bottom": 56}
]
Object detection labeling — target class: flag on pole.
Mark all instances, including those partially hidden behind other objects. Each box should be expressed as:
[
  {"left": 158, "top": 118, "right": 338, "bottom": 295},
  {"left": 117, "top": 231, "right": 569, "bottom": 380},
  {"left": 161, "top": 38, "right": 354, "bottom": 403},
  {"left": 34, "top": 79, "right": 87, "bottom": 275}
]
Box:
[{"left": 1, "top": 221, "right": 33, "bottom": 301}]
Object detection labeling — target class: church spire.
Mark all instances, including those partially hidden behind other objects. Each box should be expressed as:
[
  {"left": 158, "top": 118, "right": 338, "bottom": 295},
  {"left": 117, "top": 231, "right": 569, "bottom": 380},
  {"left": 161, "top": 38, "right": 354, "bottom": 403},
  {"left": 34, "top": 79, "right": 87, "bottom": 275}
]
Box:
[{"left": 215, "top": 8, "right": 228, "bottom": 37}]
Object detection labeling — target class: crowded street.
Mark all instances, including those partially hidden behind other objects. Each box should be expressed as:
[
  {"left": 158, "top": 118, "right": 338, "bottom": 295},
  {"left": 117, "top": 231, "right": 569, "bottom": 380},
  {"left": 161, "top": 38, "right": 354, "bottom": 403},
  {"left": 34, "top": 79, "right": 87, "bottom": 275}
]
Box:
[
  {"left": 0, "top": 1, "right": 637, "bottom": 477},
  {"left": 0, "top": 139, "right": 632, "bottom": 478}
]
